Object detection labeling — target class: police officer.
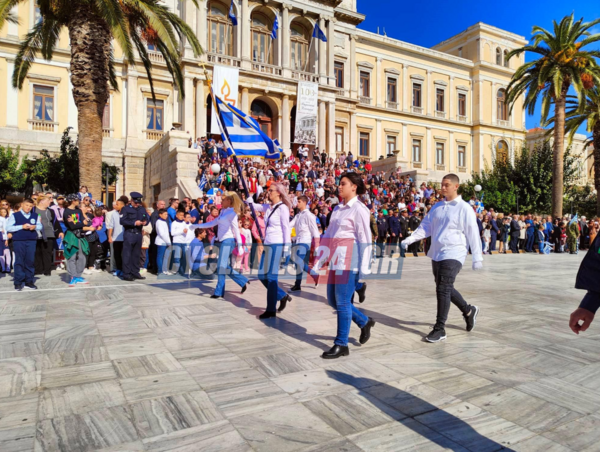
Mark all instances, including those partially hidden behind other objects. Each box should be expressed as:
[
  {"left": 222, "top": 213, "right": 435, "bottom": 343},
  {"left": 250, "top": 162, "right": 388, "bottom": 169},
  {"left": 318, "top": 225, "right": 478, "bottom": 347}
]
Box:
[
  {"left": 408, "top": 210, "right": 421, "bottom": 257},
  {"left": 388, "top": 210, "right": 401, "bottom": 257},
  {"left": 399, "top": 209, "right": 410, "bottom": 258},
  {"left": 375, "top": 211, "right": 388, "bottom": 258},
  {"left": 120, "top": 192, "right": 148, "bottom": 281}
]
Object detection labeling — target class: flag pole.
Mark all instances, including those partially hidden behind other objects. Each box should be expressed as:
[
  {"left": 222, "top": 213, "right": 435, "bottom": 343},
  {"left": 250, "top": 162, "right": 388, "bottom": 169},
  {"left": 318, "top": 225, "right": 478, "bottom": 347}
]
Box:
[{"left": 304, "top": 36, "right": 314, "bottom": 73}]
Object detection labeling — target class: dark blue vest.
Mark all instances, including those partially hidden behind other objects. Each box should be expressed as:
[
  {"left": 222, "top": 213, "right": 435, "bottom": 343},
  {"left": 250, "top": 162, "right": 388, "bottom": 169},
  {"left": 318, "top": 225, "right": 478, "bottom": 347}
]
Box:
[{"left": 11, "top": 211, "right": 38, "bottom": 241}]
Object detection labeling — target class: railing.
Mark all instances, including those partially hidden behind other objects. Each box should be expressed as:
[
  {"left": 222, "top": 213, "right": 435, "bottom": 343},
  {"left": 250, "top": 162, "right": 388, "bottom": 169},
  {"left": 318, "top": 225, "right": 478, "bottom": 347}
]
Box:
[
  {"left": 386, "top": 101, "right": 398, "bottom": 109},
  {"left": 457, "top": 115, "right": 467, "bottom": 123},
  {"left": 102, "top": 128, "right": 112, "bottom": 138},
  {"left": 435, "top": 111, "right": 446, "bottom": 119},
  {"left": 28, "top": 119, "right": 57, "bottom": 132},
  {"left": 412, "top": 162, "right": 422, "bottom": 169},
  {"left": 335, "top": 88, "right": 346, "bottom": 97},
  {"left": 251, "top": 62, "right": 282, "bottom": 76},
  {"left": 411, "top": 106, "right": 423, "bottom": 114},
  {"left": 148, "top": 51, "right": 165, "bottom": 64},
  {"left": 497, "top": 119, "right": 509, "bottom": 128},
  {"left": 458, "top": 166, "right": 467, "bottom": 173},
  {"left": 359, "top": 96, "right": 371, "bottom": 105},
  {"left": 291, "top": 70, "right": 319, "bottom": 83},
  {"left": 207, "top": 53, "right": 241, "bottom": 67},
  {"left": 145, "top": 129, "right": 165, "bottom": 141},
  {"left": 435, "top": 164, "right": 446, "bottom": 171}
]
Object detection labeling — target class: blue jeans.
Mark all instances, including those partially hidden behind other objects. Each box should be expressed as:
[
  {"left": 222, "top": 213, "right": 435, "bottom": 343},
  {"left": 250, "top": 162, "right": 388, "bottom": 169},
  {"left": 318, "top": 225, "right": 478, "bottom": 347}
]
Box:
[
  {"left": 291, "top": 243, "right": 311, "bottom": 285},
  {"left": 526, "top": 234, "right": 534, "bottom": 252},
  {"left": 215, "top": 238, "right": 248, "bottom": 297},
  {"left": 259, "top": 243, "right": 287, "bottom": 312},
  {"left": 156, "top": 245, "right": 168, "bottom": 274},
  {"left": 327, "top": 270, "right": 369, "bottom": 346},
  {"left": 173, "top": 243, "right": 188, "bottom": 275}
]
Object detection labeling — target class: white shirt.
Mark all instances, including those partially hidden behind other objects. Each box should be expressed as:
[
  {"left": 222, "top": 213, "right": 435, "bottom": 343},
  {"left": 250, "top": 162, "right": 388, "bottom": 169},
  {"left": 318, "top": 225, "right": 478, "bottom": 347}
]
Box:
[
  {"left": 106, "top": 210, "right": 124, "bottom": 241},
  {"left": 0, "top": 216, "right": 7, "bottom": 240},
  {"left": 290, "top": 209, "right": 320, "bottom": 246},
  {"left": 171, "top": 220, "right": 189, "bottom": 244},
  {"left": 248, "top": 201, "right": 291, "bottom": 245},
  {"left": 313, "top": 196, "right": 372, "bottom": 277},
  {"left": 403, "top": 195, "right": 483, "bottom": 265},
  {"left": 155, "top": 219, "right": 171, "bottom": 246},
  {"left": 195, "top": 207, "right": 242, "bottom": 244}
]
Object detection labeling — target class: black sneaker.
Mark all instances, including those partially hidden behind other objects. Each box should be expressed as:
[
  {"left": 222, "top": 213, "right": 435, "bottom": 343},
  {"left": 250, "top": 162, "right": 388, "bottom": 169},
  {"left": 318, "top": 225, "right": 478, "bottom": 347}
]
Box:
[
  {"left": 425, "top": 325, "right": 447, "bottom": 343},
  {"left": 464, "top": 306, "right": 479, "bottom": 332},
  {"left": 356, "top": 283, "right": 367, "bottom": 303},
  {"left": 14, "top": 284, "right": 23, "bottom": 292},
  {"left": 24, "top": 283, "right": 38, "bottom": 290}
]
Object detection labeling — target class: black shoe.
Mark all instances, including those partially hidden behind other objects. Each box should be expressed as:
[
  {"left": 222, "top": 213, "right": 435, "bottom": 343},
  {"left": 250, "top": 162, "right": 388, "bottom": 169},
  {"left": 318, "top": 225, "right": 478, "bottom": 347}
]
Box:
[
  {"left": 210, "top": 294, "right": 222, "bottom": 299},
  {"left": 359, "top": 318, "right": 376, "bottom": 344},
  {"left": 24, "top": 283, "right": 38, "bottom": 290},
  {"left": 425, "top": 325, "right": 447, "bottom": 343},
  {"left": 356, "top": 283, "right": 367, "bottom": 303},
  {"left": 122, "top": 276, "right": 135, "bottom": 282},
  {"left": 241, "top": 284, "right": 248, "bottom": 294},
  {"left": 464, "top": 306, "right": 479, "bottom": 332},
  {"left": 133, "top": 274, "right": 146, "bottom": 280},
  {"left": 259, "top": 311, "right": 276, "bottom": 319},
  {"left": 278, "top": 294, "right": 292, "bottom": 313},
  {"left": 322, "top": 345, "right": 350, "bottom": 359},
  {"left": 290, "top": 283, "right": 301, "bottom": 292},
  {"left": 14, "top": 284, "right": 23, "bottom": 292}
]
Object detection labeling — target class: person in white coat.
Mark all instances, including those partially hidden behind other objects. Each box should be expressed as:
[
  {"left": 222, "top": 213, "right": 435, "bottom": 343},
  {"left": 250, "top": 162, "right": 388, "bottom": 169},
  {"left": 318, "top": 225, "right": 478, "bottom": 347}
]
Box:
[
  {"left": 289, "top": 195, "right": 320, "bottom": 291},
  {"left": 246, "top": 182, "right": 293, "bottom": 319},
  {"left": 401, "top": 173, "right": 482, "bottom": 343}
]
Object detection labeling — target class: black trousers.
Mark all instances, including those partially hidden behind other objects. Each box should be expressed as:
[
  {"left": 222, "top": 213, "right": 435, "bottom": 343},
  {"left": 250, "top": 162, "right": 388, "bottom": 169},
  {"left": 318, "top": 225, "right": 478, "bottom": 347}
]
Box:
[
  {"left": 148, "top": 237, "right": 158, "bottom": 274},
  {"left": 34, "top": 239, "right": 55, "bottom": 275},
  {"left": 86, "top": 240, "right": 98, "bottom": 268},
  {"left": 376, "top": 237, "right": 386, "bottom": 257},
  {"left": 408, "top": 240, "right": 420, "bottom": 256},
  {"left": 432, "top": 259, "right": 470, "bottom": 328},
  {"left": 112, "top": 241, "right": 124, "bottom": 270},
  {"left": 389, "top": 235, "right": 399, "bottom": 255},
  {"left": 122, "top": 232, "right": 142, "bottom": 278},
  {"left": 509, "top": 236, "right": 519, "bottom": 253}
]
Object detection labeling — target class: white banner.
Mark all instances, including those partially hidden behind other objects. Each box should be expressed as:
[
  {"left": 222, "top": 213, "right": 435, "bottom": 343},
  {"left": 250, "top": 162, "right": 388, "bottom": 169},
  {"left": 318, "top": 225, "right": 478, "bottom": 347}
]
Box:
[
  {"left": 211, "top": 65, "right": 240, "bottom": 134},
  {"left": 294, "top": 81, "right": 318, "bottom": 145}
]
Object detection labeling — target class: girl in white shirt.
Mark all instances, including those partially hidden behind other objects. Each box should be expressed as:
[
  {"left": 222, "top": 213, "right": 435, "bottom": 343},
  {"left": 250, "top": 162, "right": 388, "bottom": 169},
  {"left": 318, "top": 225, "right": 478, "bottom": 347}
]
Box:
[
  {"left": 313, "top": 172, "right": 375, "bottom": 359},
  {"left": 246, "top": 182, "right": 292, "bottom": 319}
]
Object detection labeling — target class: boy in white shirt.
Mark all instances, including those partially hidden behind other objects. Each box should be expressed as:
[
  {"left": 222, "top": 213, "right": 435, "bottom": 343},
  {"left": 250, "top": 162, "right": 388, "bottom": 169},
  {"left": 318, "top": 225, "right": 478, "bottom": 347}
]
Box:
[
  {"left": 170, "top": 210, "right": 189, "bottom": 276},
  {"left": 155, "top": 209, "right": 172, "bottom": 275}
]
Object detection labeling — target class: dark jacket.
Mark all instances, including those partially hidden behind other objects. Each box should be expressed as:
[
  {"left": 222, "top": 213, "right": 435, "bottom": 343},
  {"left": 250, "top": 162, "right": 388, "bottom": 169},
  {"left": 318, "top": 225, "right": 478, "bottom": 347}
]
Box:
[
  {"left": 575, "top": 234, "right": 600, "bottom": 296},
  {"left": 376, "top": 217, "right": 388, "bottom": 237},
  {"left": 388, "top": 216, "right": 401, "bottom": 235},
  {"left": 33, "top": 207, "right": 62, "bottom": 240},
  {"left": 510, "top": 220, "right": 521, "bottom": 237},
  {"left": 490, "top": 219, "right": 499, "bottom": 236}
]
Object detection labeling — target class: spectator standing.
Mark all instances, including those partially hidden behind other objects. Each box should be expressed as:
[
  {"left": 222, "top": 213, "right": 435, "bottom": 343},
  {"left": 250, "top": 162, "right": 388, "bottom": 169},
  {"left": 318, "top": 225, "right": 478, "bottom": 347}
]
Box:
[
  {"left": 63, "top": 194, "right": 94, "bottom": 286},
  {"left": 107, "top": 197, "right": 127, "bottom": 275},
  {"left": 7, "top": 198, "right": 41, "bottom": 290},
  {"left": 33, "top": 196, "right": 63, "bottom": 276}
]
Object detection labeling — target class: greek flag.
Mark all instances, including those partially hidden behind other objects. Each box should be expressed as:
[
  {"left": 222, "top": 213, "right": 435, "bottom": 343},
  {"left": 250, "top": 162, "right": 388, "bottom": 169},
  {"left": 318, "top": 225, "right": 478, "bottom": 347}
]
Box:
[
  {"left": 198, "top": 173, "right": 208, "bottom": 191},
  {"left": 271, "top": 14, "right": 279, "bottom": 39},
  {"left": 217, "top": 173, "right": 225, "bottom": 185},
  {"left": 228, "top": 0, "right": 237, "bottom": 26},
  {"left": 211, "top": 87, "right": 281, "bottom": 160},
  {"left": 312, "top": 23, "right": 327, "bottom": 42}
]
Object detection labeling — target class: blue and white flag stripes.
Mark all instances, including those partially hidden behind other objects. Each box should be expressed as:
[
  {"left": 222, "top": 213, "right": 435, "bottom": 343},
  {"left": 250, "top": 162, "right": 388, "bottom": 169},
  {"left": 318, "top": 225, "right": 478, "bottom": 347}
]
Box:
[
  {"left": 312, "top": 23, "right": 327, "bottom": 42},
  {"left": 271, "top": 14, "right": 279, "bottom": 39},
  {"left": 210, "top": 87, "right": 281, "bottom": 160},
  {"left": 217, "top": 173, "right": 225, "bottom": 185},
  {"left": 228, "top": 0, "right": 237, "bottom": 26},
  {"left": 198, "top": 173, "right": 209, "bottom": 191}
]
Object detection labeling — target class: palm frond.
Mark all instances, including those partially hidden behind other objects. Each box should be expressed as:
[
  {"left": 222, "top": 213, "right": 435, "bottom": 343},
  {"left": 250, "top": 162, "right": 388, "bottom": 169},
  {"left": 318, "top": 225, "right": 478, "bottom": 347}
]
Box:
[
  {"left": 0, "top": 0, "right": 21, "bottom": 30},
  {"left": 12, "top": 20, "right": 45, "bottom": 89}
]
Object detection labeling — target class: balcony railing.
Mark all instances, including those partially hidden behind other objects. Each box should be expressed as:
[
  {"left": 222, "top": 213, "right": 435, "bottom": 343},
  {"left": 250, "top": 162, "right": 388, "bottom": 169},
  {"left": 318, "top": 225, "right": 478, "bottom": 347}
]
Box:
[
  {"left": 435, "top": 111, "right": 446, "bottom": 119},
  {"left": 207, "top": 53, "right": 241, "bottom": 67},
  {"left": 412, "top": 162, "right": 423, "bottom": 169},
  {"left": 291, "top": 70, "right": 319, "bottom": 83},
  {"left": 411, "top": 106, "right": 423, "bottom": 114},
  {"left": 145, "top": 129, "right": 165, "bottom": 141},
  {"left": 435, "top": 164, "right": 446, "bottom": 171},
  {"left": 102, "top": 128, "right": 112, "bottom": 138},
  {"left": 359, "top": 96, "right": 371, "bottom": 105},
  {"left": 458, "top": 166, "right": 467, "bottom": 173},
  {"left": 386, "top": 101, "right": 398, "bottom": 109},
  {"left": 335, "top": 88, "right": 346, "bottom": 97},
  {"left": 251, "top": 62, "right": 282, "bottom": 76},
  {"left": 497, "top": 119, "right": 509, "bottom": 128},
  {"left": 28, "top": 119, "right": 57, "bottom": 132},
  {"left": 457, "top": 115, "right": 467, "bottom": 123},
  {"left": 148, "top": 51, "right": 165, "bottom": 64}
]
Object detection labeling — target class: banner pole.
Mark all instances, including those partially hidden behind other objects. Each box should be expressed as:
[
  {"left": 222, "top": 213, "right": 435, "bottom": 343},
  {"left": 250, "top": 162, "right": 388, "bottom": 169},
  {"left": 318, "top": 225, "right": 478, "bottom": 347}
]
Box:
[{"left": 304, "top": 37, "right": 314, "bottom": 73}]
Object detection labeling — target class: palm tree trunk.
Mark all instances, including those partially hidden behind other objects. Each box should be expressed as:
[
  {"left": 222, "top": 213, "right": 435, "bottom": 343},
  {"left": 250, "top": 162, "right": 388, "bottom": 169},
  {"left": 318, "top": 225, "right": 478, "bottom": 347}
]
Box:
[
  {"left": 67, "top": 3, "right": 111, "bottom": 199},
  {"left": 594, "top": 121, "right": 600, "bottom": 216},
  {"left": 552, "top": 94, "right": 566, "bottom": 219}
]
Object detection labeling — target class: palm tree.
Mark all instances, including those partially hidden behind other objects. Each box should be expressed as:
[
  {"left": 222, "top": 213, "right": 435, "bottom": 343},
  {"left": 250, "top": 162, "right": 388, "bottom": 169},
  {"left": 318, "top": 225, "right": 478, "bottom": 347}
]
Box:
[
  {"left": 554, "top": 88, "right": 600, "bottom": 214},
  {"left": 0, "top": 0, "right": 202, "bottom": 197},
  {"left": 505, "top": 14, "right": 600, "bottom": 219}
]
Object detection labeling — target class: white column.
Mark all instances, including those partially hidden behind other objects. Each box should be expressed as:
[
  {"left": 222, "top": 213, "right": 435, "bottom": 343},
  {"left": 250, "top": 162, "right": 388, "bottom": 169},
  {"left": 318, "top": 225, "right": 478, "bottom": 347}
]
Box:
[
  {"left": 376, "top": 57, "right": 382, "bottom": 107},
  {"left": 184, "top": 76, "right": 194, "bottom": 132},
  {"left": 282, "top": 5, "right": 290, "bottom": 70},
  {"left": 327, "top": 102, "right": 336, "bottom": 158},
  {"left": 350, "top": 112, "right": 357, "bottom": 155},
  {"left": 7, "top": 6, "right": 18, "bottom": 36},
  {"left": 282, "top": 95, "right": 290, "bottom": 153},
  {"left": 449, "top": 132, "right": 454, "bottom": 171},
  {"left": 5, "top": 59, "right": 18, "bottom": 128},
  {"left": 241, "top": 88, "right": 249, "bottom": 112},
  {"left": 491, "top": 82, "right": 496, "bottom": 125},
  {"left": 449, "top": 76, "right": 454, "bottom": 121},
  {"left": 349, "top": 35, "right": 357, "bottom": 99},
  {"left": 127, "top": 74, "right": 138, "bottom": 138},
  {"left": 122, "top": 79, "right": 128, "bottom": 137},
  {"left": 426, "top": 70, "right": 432, "bottom": 115},
  {"left": 402, "top": 123, "right": 408, "bottom": 159},
  {"left": 426, "top": 127, "right": 432, "bottom": 170},
  {"left": 197, "top": 0, "right": 207, "bottom": 55},
  {"left": 478, "top": 80, "right": 483, "bottom": 123},
  {"left": 242, "top": 0, "right": 250, "bottom": 61},
  {"left": 195, "top": 79, "right": 205, "bottom": 138},
  {"left": 402, "top": 65, "right": 408, "bottom": 112},
  {"left": 68, "top": 74, "right": 78, "bottom": 130},
  {"left": 375, "top": 119, "right": 382, "bottom": 159},
  {"left": 479, "top": 133, "right": 484, "bottom": 172},
  {"left": 469, "top": 84, "right": 473, "bottom": 123},
  {"left": 318, "top": 17, "right": 327, "bottom": 83},
  {"left": 327, "top": 18, "right": 335, "bottom": 86},
  {"left": 318, "top": 100, "right": 326, "bottom": 150}
]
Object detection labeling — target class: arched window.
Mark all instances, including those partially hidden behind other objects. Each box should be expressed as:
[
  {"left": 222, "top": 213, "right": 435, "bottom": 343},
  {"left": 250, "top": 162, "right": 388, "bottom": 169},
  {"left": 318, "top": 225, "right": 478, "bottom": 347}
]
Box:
[
  {"left": 208, "top": 1, "right": 233, "bottom": 55},
  {"left": 251, "top": 12, "right": 273, "bottom": 64},
  {"left": 503, "top": 49, "right": 509, "bottom": 67},
  {"left": 496, "top": 140, "right": 509, "bottom": 162},
  {"left": 496, "top": 47, "right": 502, "bottom": 65},
  {"left": 497, "top": 89, "right": 508, "bottom": 121},
  {"left": 251, "top": 100, "right": 273, "bottom": 137},
  {"left": 290, "top": 22, "right": 309, "bottom": 71}
]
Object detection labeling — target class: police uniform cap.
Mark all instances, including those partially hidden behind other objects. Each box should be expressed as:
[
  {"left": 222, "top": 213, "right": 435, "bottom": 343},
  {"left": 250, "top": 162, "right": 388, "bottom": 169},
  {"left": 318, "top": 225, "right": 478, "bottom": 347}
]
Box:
[{"left": 130, "top": 192, "right": 143, "bottom": 202}]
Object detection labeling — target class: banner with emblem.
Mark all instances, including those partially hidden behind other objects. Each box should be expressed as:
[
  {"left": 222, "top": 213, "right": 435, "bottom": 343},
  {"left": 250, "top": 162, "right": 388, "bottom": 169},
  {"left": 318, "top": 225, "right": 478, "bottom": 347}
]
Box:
[
  {"left": 211, "top": 65, "right": 240, "bottom": 134},
  {"left": 294, "top": 81, "right": 318, "bottom": 145}
]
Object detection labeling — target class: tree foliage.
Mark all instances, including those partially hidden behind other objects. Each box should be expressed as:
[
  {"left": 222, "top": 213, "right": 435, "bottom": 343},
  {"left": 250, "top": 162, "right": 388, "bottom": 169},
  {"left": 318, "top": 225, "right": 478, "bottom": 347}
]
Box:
[
  {"left": 459, "top": 141, "right": 580, "bottom": 215},
  {"left": 0, "top": 145, "right": 28, "bottom": 197}
]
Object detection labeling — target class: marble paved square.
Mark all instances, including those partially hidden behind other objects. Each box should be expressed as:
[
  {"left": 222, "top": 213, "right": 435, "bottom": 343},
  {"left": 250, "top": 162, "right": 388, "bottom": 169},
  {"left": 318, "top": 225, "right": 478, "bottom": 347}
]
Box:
[{"left": 0, "top": 253, "right": 594, "bottom": 451}]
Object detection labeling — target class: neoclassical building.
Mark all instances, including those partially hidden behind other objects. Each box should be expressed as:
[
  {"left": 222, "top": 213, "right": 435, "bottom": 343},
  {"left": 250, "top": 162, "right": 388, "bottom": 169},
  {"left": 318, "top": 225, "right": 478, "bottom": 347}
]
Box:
[{"left": 0, "top": 0, "right": 528, "bottom": 201}]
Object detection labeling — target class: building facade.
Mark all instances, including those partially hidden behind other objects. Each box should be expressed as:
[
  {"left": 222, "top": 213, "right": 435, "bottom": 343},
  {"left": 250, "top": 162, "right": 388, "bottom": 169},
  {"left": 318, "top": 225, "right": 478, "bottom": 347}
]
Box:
[{"left": 0, "top": 0, "right": 528, "bottom": 199}]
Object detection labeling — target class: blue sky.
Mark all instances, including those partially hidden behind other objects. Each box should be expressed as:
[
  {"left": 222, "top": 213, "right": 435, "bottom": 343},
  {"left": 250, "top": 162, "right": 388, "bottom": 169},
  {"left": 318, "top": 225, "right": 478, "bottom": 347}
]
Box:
[{"left": 356, "top": 0, "right": 599, "bottom": 135}]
